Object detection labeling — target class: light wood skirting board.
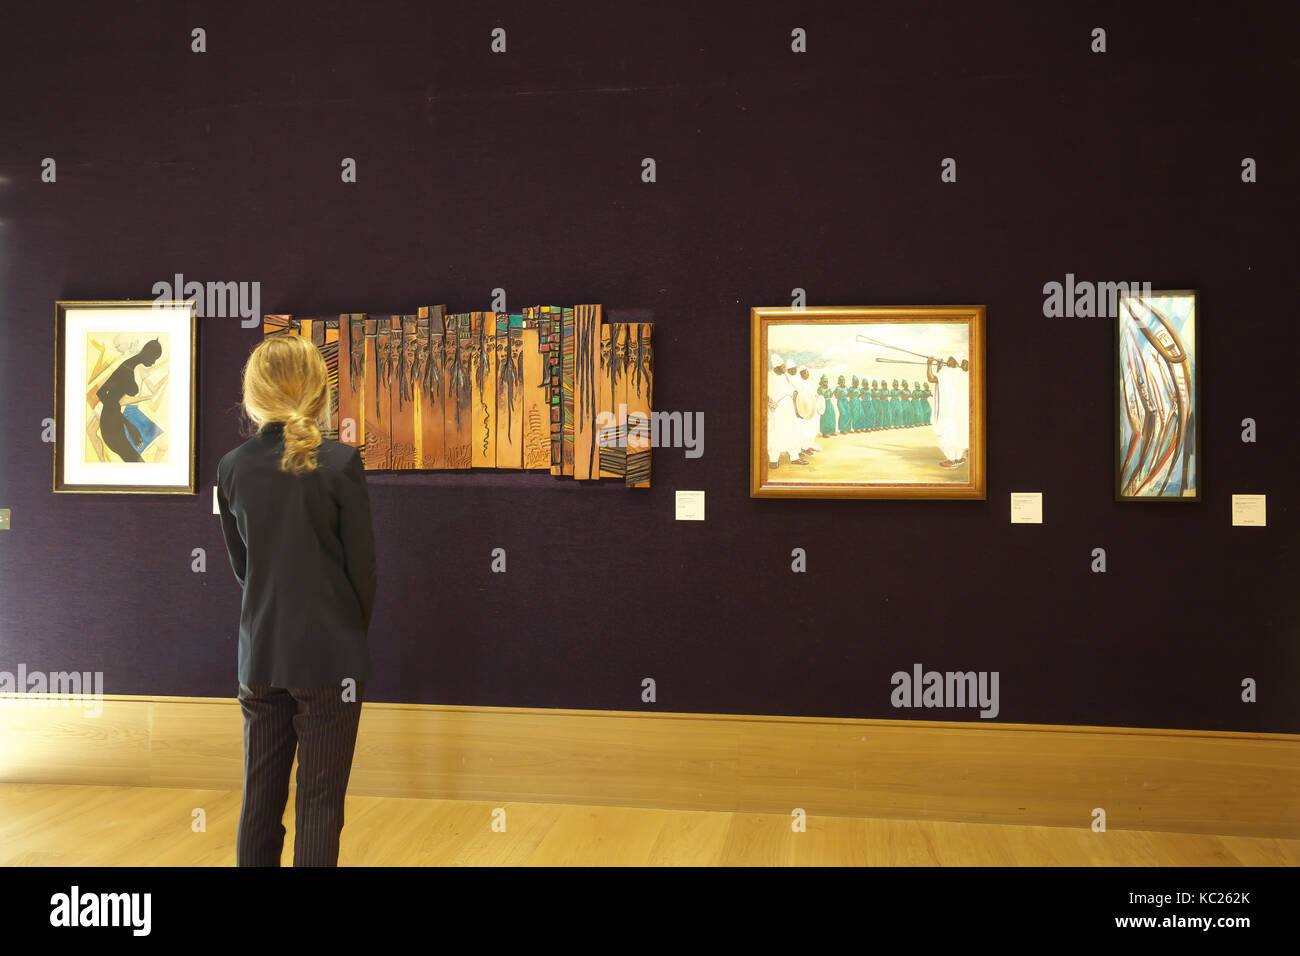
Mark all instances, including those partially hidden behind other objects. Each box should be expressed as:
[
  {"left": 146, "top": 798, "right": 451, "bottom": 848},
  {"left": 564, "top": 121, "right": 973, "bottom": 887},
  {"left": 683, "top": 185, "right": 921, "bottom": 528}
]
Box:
[{"left": 2, "top": 694, "right": 1296, "bottom": 838}]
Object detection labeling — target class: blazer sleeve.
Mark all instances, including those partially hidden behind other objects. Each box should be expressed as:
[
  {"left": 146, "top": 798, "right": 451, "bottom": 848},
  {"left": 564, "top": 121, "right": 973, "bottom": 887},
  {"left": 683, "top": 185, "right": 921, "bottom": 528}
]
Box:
[
  {"left": 215, "top": 463, "right": 247, "bottom": 590},
  {"left": 339, "top": 447, "right": 378, "bottom": 631}
]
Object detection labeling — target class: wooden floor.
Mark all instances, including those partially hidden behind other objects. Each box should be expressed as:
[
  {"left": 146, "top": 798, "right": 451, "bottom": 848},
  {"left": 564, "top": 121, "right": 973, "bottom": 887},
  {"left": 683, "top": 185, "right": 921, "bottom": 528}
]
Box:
[{"left": 2, "top": 783, "right": 1296, "bottom": 866}]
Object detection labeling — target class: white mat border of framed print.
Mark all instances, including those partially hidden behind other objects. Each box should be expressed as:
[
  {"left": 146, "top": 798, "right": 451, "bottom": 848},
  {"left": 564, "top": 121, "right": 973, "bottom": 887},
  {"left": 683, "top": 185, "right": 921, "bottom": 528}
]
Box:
[{"left": 54, "top": 300, "right": 198, "bottom": 494}]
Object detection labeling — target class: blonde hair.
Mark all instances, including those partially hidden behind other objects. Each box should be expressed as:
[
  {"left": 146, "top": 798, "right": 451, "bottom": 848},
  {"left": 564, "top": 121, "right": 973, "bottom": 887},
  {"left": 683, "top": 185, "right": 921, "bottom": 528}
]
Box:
[{"left": 240, "top": 335, "right": 329, "bottom": 474}]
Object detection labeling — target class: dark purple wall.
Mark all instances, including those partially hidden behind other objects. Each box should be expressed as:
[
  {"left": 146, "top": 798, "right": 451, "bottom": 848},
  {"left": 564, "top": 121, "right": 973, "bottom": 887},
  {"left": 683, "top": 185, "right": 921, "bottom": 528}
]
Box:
[{"left": 1, "top": 1, "right": 1296, "bottom": 731}]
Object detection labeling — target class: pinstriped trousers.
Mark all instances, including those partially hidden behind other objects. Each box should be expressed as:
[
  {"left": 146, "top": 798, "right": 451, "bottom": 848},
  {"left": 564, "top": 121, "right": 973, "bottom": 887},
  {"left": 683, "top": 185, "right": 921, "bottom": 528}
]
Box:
[{"left": 236, "top": 683, "right": 364, "bottom": 867}]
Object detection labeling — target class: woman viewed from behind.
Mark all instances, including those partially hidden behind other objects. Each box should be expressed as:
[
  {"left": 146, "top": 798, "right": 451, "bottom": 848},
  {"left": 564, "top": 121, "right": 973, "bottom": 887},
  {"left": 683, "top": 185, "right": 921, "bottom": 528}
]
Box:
[{"left": 216, "top": 333, "right": 377, "bottom": 866}]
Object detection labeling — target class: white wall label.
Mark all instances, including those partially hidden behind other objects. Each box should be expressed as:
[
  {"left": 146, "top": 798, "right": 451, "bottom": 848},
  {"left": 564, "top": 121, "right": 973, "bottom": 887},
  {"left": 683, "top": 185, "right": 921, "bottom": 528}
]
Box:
[
  {"left": 675, "top": 490, "right": 705, "bottom": 521},
  {"left": 1232, "top": 494, "right": 1266, "bottom": 527},
  {"left": 1011, "top": 492, "right": 1043, "bottom": 524}
]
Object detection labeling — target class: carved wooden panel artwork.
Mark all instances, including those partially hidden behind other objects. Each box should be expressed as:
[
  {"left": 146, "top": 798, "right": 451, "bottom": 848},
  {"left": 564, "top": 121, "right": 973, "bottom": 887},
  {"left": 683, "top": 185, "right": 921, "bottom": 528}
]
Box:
[
  {"left": 376, "top": 318, "right": 399, "bottom": 469},
  {"left": 560, "top": 307, "right": 575, "bottom": 476},
  {"left": 417, "top": 306, "right": 446, "bottom": 469},
  {"left": 305, "top": 319, "right": 335, "bottom": 439},
  {"left": 469, "top": 312, "right": 497, "bottom": 469},
  {"left": 542, "top": 306, "right": 563, "bottom": 473},
  {"left": 390, "top": 315, "right": 418, "bottom": 469},
  {"left": 524, "top": 305, "right": 564, "bottom": 474},
  {"left": 496, "top": 313, "right": 524, "bottom": 469},
  {"left": 598, "top": 322, "right": 626, "bottom": 479},
  {"left": 262, "top": 303, "right": 646, "bottom": 485},
  {"left": 319, "top": 317, "right": 340, "bottom": 439},
  {"left": 625, "top": 322, "right": 653, "bottom": 487},
  {"left": 573, "top": 304, "right": 600, "bottom": 480},
  {"left": 443, "top": 312, "right": 473, "bottom": 469},
  {"left": 520, "top": 309, "right": 552, "bottom": 471},
  {"left": 263, "top": 313, "right": 295, "bottom": 337},
  {"left": 264, "top": 315, "right": 341, "bottom": 441},
  {"left": 340, "top": 314, "right": 365, "bottom": 453},
  {"left": 363, "top": 318, "right": 387, "bottom": 469},
  {"left": 336, "top": 314, "right": 354, "bottom": 446}
]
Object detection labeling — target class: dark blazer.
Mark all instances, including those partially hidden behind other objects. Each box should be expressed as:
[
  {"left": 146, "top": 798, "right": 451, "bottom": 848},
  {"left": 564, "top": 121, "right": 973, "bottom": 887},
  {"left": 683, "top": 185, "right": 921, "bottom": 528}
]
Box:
[{"left": 216, "top": 423, "right": 377, "bottom": 687}]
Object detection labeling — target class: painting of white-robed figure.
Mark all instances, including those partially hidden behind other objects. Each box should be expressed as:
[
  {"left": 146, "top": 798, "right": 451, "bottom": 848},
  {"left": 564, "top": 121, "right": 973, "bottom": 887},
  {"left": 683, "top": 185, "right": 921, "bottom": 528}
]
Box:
[{"left": 750, "top": 306, "right": 986, "bottom": 499}]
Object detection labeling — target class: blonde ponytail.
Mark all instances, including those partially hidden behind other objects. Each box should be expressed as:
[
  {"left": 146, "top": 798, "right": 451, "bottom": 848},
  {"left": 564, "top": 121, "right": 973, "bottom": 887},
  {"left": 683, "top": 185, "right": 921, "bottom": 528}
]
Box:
[
  {"left": 240, "top": 334, "right": 329, "bottom": 474},
  {"left": 281, "top": 410, "right": 324, "bottom": 475}
]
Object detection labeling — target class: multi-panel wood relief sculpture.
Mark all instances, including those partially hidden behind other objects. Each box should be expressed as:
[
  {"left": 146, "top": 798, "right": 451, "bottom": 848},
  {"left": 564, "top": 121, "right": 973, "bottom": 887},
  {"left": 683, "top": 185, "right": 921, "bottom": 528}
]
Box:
[{"left": 263, "top": 308, "right": 652, "bottom": 486}]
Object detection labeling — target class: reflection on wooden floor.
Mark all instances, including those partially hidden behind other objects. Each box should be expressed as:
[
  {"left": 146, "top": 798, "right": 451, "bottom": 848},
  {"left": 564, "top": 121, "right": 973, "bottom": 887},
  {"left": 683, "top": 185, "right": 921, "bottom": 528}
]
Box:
[{"left": 1, "top": 783, "right": 1296, "bottom": 866}]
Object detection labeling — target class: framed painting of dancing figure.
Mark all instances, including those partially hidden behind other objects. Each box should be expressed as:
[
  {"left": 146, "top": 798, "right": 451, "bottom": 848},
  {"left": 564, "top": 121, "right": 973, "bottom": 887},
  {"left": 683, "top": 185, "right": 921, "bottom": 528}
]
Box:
[
  {"left": 54, "top": 299, "right": 199, "bottom": 493},
  {"left": 750, "top": 305, "right": 986, "bottom": 499},
  {"left": 1114, "top": 290, "right": 1199, "bottom": 502}
]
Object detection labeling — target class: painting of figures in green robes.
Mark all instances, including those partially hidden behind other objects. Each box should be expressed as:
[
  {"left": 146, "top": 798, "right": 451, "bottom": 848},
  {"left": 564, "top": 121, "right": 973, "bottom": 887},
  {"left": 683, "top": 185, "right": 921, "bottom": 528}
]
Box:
[
  {"left": 750, "top": 306, "right": 986, "bottom": 500},
  {"left": 1115, "top": 290, "right": 1199, "bottom": 501}
]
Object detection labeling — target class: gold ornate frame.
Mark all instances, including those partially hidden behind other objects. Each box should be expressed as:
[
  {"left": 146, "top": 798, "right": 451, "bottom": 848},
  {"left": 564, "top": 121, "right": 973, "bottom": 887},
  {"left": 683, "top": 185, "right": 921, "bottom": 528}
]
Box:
[{"left": 750, "top": 305, "right": 986, "bottom": 499}]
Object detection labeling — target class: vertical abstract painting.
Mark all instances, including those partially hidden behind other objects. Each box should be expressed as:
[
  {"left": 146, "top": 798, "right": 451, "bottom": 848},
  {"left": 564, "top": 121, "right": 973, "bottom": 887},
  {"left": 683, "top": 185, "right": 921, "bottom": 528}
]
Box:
[
  {"left": 750, "top": 306, "right": 986, "bottom": 499},
  {"left": 55, "top": 300, "right": 198, "bottom": 493},
  {"left": 1115, "top": 290, "right": 1199, "bottom": 501}
]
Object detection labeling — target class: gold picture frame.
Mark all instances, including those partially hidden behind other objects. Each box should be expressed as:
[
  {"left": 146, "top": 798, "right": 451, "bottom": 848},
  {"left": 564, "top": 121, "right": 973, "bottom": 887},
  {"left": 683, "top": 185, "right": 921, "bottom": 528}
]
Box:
[
  {"left": 750, "top": 305, "right": 986, "bottom": 499},
  {"left": 54, "top": 299, "right": 199, "bottom": 494}
]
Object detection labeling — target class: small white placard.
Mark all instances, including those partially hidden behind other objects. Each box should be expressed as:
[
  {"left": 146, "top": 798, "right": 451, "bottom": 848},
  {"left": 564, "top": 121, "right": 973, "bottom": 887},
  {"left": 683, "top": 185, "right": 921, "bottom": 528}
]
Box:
[
  {"left": 676, "top": 490, "right": 705, "bottom": 521},
  {"left": 1010, "top": 492, "right": 1042, "bottom": 524},
  {"left": 213, "top": 485, "right": 220, "bottom": 515},
  {"left": 1232, "top": 494, "right": 1266, "bottom": 527}
]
